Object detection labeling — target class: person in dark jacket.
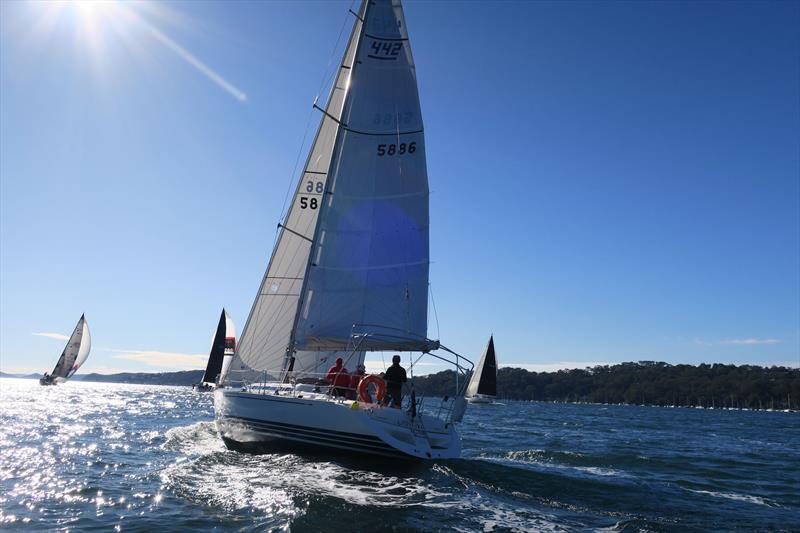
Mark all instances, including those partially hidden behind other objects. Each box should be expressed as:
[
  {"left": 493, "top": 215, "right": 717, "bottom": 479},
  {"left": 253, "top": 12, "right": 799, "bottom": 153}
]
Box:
[{"left": 382, "top": 355, "right": 407, "bottom": 408}]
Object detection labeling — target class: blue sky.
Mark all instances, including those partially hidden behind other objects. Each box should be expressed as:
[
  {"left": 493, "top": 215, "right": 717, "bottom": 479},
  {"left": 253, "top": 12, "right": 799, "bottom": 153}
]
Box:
[{"left": 1, "top": 0, "right": 798, "bottom": 375}]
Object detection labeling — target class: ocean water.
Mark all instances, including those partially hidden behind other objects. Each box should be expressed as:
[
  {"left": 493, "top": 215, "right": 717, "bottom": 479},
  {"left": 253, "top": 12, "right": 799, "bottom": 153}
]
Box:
[{"left": 1, "top": 378, "right": 798, "bottom": 532}]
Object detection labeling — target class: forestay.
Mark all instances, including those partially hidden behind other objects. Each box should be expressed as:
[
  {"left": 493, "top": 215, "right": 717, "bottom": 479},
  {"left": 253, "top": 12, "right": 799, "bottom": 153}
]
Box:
[{"left": 293, "top": 0, "right": 431, "bottom": 352}]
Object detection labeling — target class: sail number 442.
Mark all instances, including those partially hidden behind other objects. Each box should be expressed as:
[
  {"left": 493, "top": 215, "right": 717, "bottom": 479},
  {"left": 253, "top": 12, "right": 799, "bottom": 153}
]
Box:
[{"left": 377, "top": 142, "right": 416, "bottom": 156}]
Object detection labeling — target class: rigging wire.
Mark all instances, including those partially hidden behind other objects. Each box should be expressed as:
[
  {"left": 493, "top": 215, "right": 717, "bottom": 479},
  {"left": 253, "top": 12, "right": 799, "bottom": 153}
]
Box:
[{"left": 429, "top": 282, "right": 441, "bottom": 341}]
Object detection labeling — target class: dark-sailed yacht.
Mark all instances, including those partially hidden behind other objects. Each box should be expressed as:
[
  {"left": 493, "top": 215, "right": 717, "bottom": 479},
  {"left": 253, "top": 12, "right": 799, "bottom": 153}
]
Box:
[
  {"left": 195, "top": 309, "right": 236, "bottom": 390},
  {"left": 466, "top": 336, "right": 498, "bottom": 403},
  {"left": 39, "top": 314, "right": 91, "bottom": 386}
]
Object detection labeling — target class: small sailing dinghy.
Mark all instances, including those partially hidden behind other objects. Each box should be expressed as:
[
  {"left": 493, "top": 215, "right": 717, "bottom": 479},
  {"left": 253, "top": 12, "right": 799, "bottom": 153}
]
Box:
[
  {"left": 195, "top": 309, "right": 237, "bottom": 391},
  {"left": 466, "top": 336, "right": 498, "bottom": 404},
  {"left": 39, "top": 314, "right": 91, "bottom": 386},
  {"left": 215, "top": 0, "right": 473, "bottom": 460}
]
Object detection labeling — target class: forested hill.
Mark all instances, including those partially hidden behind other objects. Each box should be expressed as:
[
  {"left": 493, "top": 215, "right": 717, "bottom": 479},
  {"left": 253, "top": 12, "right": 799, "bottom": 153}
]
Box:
[
  {"left": 412, "top": 362, "right": 800, "bottom": 410},
  {"left": 74, "top": 370, "right": 204, "bottom": 386}
]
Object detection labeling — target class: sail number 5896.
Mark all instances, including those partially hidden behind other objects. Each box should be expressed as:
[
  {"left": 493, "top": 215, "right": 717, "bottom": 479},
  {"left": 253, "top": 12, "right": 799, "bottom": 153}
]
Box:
[{"left": 377, "top": 142, "right": 416, "bottom": 156}]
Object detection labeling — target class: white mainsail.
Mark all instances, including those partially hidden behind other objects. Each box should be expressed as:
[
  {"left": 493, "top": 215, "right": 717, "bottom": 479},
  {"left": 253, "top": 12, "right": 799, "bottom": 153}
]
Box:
[
  {"left": 230, "top": 0, "right": 429, "bottom": 382},
  {"left": 50, "top": 314, "right": 91, "bottom": 382},
  {"left": 293, "top": 0, "right": 431, "bottom": 352}
]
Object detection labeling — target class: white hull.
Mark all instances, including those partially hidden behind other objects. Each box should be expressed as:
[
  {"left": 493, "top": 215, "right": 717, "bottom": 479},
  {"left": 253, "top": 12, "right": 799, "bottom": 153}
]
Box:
[
  {"left": 467, "top": 395, "right": 496, "bottom": 404},
  {"left": 214, "top": 388, "right": 461, "bottom": 460}
]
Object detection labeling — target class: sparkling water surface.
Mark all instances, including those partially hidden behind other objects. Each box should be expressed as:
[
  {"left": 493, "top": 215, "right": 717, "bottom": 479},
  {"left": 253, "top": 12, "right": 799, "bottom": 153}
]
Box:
[{"left": 1, "top": 378, "right": 798, "bottom": 531}]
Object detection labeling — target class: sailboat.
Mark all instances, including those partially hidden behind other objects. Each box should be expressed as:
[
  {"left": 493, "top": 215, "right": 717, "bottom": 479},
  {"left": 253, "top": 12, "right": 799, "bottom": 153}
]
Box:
[
  {"left": 195, "top": 309, "right": 237, "bottom": 391},
  {"left": 215, "top": 0, "right": 473, "bottom": 460},
  {"left": 466, "top": 336, "right": 498, "bottom": 404},
  {"left": 39, "top": 314, "right": 91, "bottom": 386}
]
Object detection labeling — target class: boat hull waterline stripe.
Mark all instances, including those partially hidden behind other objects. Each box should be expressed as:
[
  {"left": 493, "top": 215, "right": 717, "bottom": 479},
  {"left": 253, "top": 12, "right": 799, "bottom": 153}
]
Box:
[{"left": 217, "top": 415, "right": 409, "bottom": 458}]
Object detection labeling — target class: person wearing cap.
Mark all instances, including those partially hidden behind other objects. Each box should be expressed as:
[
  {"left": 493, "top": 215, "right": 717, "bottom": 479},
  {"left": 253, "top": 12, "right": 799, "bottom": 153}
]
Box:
[
  {"left": 325, "top": 357, "right": 350, "bottom": 398},
  {"left": 382, "top": 355, "right": 407, "bottom": 408}
]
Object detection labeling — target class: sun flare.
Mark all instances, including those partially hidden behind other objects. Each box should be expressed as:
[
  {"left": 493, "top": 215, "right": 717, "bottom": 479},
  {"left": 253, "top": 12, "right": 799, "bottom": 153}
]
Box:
[{"left": 22, "top": 0, "right": 246, "bottom": 101}]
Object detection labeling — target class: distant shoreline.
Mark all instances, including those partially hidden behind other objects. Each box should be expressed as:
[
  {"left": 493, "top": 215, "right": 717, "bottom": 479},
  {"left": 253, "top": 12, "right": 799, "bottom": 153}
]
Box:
[
  {"left": 1, "top": 373, "right": 796, "bottom": 414},
  {"left": 3, "top": 361, "right": 799, "bottom": 411},
  {"left": 412, "top": 361, "right": 800, "bottom": 411},
  {"left": 0, "top": 370, "right": 203, "bottom": 387}
]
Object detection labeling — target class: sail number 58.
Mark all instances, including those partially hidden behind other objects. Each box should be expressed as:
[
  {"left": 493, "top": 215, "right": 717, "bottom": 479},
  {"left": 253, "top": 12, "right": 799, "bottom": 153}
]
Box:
[
  {"left": 377, "top": 142, "right": 416, "bottom": 156},
  {"left": 299, "top": 197, "right": 318, "bottom": 209}
]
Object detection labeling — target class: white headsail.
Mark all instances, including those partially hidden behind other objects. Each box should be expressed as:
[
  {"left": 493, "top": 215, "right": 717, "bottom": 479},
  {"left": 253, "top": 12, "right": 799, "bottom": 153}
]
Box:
[
  {"left": 230, "top": 1, "right": 365, "bottom": 380},
  {"left": 229, "top": 0, "right": 428, "bottom": 382}
]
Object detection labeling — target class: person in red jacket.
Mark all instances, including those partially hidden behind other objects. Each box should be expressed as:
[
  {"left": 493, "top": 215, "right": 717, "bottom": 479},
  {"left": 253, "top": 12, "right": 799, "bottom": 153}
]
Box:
[
  {"left": 348, "top": 364, "right": 366, "bottom": 400},
  {"left": 326, "top": 357, "right": 350, "bottom": 398}
]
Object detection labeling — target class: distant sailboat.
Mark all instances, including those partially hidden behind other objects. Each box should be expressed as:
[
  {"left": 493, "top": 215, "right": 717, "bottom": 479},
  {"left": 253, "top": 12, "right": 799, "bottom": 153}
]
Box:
[
  {"left": 39, "top": 314, "right": 91, "bottom": 386},
  {"left": 466, "top": 336, "right": 498, "bottom": 404},
  {"left": 196, "top": 309, "right": 236, "bottom": 390},
  {"left": 219, "top": 310, "right": 237, "bottom": 385}
]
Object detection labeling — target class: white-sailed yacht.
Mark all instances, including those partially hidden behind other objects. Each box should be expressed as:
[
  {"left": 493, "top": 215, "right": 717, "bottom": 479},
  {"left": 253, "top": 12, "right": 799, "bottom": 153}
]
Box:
[
  {"left": 39, "top": 314, "right": 91, "bottom": 386},
  {"left": 466, "top": 336, "right": 498, "bottom": 404},
  {"left": 215, "top": 0, "right": 472, "bottom": 460}
]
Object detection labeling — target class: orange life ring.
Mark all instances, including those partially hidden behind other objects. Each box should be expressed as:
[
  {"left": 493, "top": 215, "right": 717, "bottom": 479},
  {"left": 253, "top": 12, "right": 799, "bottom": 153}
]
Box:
[{"left": 357, "top": 374, "right": 386, "bottom": 404}]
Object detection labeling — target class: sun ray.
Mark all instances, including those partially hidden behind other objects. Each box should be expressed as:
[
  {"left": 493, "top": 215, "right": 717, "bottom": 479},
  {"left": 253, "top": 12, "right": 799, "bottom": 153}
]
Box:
[{"left": 119, "top": 4, "right": 248, "bottom": 102}]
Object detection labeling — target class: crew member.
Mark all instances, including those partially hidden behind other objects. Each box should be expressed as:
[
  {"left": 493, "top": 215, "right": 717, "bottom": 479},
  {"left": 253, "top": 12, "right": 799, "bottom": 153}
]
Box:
[
  {"left": 325, "top": 357, "right": 350, "bottom": 397},
  {"left": 348, "top": 364, "right": 366, "bottom": 401},
  {"left": 382, "top": 355, "right": 407, "bottom": 408}
]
